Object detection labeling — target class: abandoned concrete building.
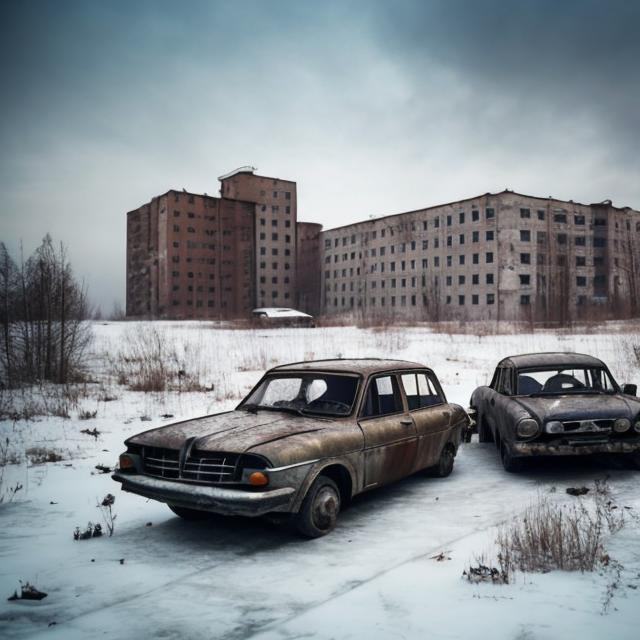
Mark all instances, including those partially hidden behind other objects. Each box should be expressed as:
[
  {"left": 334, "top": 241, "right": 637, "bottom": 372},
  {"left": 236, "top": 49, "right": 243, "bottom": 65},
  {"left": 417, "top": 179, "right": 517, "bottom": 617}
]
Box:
[
  {"left": 321, "top": 191, "right": 640, "bottom": 323},
  {"left": 126, "top": 168, "right": 311, "bottom": 319},
  {"left": 126, "top": 170, "right": 640, "bottom": 322}
]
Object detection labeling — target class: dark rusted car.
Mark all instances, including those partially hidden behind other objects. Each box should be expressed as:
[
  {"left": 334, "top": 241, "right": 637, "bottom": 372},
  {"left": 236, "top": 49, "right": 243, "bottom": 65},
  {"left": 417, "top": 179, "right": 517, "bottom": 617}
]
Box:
[
  {"left": 470, "top": 352, "right": 640, "bottom": 472},
  {"left": 113, "top": 359, "right": 468, "bottom": 537}
]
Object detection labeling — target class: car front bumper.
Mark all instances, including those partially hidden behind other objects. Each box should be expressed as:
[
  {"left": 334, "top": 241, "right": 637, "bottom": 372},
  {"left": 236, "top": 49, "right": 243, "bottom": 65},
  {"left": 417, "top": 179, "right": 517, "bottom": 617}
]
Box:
[
  {"left": 511, "top": 439, "right": 640, "bottom": 457},
  {"left": 112, "top": 471, "right": 296, "bottom": 517}
]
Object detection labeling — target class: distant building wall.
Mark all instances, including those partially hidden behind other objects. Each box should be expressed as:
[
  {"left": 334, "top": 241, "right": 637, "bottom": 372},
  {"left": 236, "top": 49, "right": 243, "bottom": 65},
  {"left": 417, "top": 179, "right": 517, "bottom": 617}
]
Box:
[
  {"left": 319, "top": 191, "right": 640, "bottom": 323},
  {"left": 296, "top": 222, "right": 323, "bottom": 316},
  {"left": 126, "top": 190, "right": 255, "bottom": 319},
  {"left": 220, "top": 172, "right": 297, "bottom": 308},
  {"left": 127, "top": 175, "right": 640, "bottom": 323}
]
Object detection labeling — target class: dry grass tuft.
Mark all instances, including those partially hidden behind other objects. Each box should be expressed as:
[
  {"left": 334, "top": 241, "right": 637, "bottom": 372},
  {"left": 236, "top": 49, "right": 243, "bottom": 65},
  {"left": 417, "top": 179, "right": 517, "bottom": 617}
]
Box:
[
  {"left": 496, "top": 480, "right": 623, "bottom": 575},
  {"left": 109, "top": 325, "right": 208, "bottom": 392}
]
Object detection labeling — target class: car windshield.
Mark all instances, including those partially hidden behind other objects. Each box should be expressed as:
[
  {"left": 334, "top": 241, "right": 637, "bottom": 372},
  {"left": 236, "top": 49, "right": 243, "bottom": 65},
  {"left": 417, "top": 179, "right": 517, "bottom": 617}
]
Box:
[
  {"left": 240, "top": 373, "right": 359, "bottom": 416},
  {"left": 517, "top": 367, "right": 617, "bottom": 395}
]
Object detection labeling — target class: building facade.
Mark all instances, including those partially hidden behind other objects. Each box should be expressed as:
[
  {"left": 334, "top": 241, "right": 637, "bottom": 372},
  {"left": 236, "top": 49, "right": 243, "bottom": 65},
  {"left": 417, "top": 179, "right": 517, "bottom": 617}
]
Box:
[
  {"left": 126, "top": 168, "right": 303, "bottom": 319},
  {"left": 320, "top": 191, "right": 640, "bottom": 323},
  {"left": 127, "top": 174, "right": 640, "bottom": 323}
]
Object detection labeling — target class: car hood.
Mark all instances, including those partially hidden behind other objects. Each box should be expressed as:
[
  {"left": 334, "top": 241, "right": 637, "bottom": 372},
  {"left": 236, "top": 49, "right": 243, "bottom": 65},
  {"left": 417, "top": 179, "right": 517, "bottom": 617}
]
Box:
[
  {"left": 513, "top": 394, "right": 639, "bottom": 423},
  {"left": 127, "top": 410, "right": 362, "bottom": 466}
]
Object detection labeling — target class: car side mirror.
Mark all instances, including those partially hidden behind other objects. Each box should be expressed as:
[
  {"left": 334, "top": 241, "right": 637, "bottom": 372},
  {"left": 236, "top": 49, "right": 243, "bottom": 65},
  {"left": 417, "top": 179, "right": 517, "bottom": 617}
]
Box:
[{"left": 622, "top": 384, "right": 637, "bottom": 396}]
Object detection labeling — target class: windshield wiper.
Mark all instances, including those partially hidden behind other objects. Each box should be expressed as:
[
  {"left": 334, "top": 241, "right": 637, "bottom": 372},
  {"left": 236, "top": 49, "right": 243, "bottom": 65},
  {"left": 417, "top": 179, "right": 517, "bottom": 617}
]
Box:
[{"left": 244, "top": 404, "right": 307, "bottom": 417}]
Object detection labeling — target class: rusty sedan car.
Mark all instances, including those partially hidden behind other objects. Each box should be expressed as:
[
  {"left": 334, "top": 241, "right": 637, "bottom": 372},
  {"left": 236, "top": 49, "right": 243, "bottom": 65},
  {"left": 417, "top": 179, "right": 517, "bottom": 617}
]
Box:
[
  {"left": 113, "top": 359, "right": 469, "bottom": 537},
  {"left": 470, "top": 352, "right": 640, "bottom": 472}
]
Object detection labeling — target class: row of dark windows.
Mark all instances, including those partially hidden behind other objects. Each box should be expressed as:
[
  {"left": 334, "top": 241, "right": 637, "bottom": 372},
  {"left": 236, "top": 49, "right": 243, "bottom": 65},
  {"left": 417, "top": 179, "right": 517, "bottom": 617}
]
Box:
[
  {"left": 258, "top": 233, "right": 292, "bottom": 243},
  {"left": 325, "top": 208, "right": 499, "bottom": 249},
  {"left": 259, "top": 218, "right": 292, "bottom": 227},
  {"left": 259, "top": 276, "right": 291, "bottom": 284},
  {"left": 325, "top": 250, "right": 613, "bottom": 279},
  {"left": 259, "top": 205, "right": 292, "bottom": 214},
  {"left": 327, "top": 292, "right": 498, "bottom": 309},
  {"left": 259, "top": 247, "right": 291, "bottom": 257},
  {"left": 258, "top": 190, "right": 292, "bottom": 200},
  {"left": 258, "top": 261, "right": 291, "bottom": 270}
]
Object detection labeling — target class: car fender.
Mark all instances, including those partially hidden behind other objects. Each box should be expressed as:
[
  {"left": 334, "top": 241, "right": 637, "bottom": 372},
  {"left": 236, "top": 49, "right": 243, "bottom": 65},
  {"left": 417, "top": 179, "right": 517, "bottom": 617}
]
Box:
[{"left": 290, "top": 454, "right": 360, "bottom": 513}]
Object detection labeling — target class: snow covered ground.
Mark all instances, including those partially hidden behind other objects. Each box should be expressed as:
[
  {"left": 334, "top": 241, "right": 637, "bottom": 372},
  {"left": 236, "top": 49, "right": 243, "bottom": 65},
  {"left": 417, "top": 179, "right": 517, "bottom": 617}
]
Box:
[{"left": 1, "top": 321, "right": 639, "bottom": 639}]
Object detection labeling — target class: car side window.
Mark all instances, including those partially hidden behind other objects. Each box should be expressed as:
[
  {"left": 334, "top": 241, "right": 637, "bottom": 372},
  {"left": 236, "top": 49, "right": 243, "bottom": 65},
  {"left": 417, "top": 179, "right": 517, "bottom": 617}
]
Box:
[
  {"left": 361, "top": 375, "right": 403, "bottom": 418},
  {"left": 496, "top": 367, "right": 513, "bottom": 395},
  {"left": 401, "top": 372, "right": 444, "bottom": 410}
]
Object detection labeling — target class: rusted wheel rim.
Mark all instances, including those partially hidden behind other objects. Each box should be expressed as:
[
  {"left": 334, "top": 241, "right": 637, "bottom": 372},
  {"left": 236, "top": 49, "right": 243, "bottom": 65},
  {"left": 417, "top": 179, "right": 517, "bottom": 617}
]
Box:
[{"left": 312, "top": 486, "right": 340, "bottom": 531}]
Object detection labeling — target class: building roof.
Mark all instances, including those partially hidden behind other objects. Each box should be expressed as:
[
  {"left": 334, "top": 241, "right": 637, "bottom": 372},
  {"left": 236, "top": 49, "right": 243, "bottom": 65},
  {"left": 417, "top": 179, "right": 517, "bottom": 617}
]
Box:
[
  {"left": 498, "top": 352, "right": 606, "bottom": 369},
  {"left": 322, "top": 189, "right": 639, "bottom": 234},
  {"left": 271, "top": 358, "right": 430, "bottom": 375}
]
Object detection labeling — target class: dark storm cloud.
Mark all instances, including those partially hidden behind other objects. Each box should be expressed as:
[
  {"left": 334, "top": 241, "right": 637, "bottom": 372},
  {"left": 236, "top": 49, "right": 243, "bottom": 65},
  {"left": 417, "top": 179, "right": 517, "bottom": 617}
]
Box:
[
  {"left": 1, "top": 1, "right": 639, "bottom": 310},
  {"left": 369, "top": 0, "right": 640, "bottom": 157}
]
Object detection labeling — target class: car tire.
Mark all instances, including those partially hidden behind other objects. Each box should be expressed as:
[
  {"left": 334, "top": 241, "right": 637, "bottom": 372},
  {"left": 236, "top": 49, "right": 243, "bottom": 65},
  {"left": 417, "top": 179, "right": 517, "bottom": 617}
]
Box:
[
  {"left": 500, "top": 442, "right": 524, "bottom": 473},
  {"left": 168, "top": 505, "right": 211, "bottom": 520},
  {"left": 294, "top": 475, "right": 340, "bottom": 538},
  {"left": 478, "top": 415, "right": 493, "bottom": 443},
  {"left": 428, "top": 444, "right": 455, "bottom": 478}
]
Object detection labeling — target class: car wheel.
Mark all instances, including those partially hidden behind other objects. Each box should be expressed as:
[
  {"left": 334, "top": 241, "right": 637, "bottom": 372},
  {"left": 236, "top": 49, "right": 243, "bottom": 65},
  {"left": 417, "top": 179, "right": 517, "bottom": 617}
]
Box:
[
  {"left": 168, "top": 505, "right": 211, "bottom": 520},
  {"left": 294, "top": 475, "right": 340, "bottom": 538},
  {"left": 428, "top": 444, "right": 455, "bottom": 477},
  {"left": 500, "top": 442, "right": 524, "bottom": 473},
  {"left": 478, "top": 415, "right": 493, "bottom": 443}
]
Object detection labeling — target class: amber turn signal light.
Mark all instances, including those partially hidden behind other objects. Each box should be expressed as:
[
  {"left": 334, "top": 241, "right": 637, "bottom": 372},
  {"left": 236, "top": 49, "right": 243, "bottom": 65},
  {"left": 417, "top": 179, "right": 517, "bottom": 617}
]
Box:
[
  {"left": 248, "top": 471, "right": 269, "bottom": 486},
  {"left": 119, "top": 454, "right": 135, "bottom": 470}
]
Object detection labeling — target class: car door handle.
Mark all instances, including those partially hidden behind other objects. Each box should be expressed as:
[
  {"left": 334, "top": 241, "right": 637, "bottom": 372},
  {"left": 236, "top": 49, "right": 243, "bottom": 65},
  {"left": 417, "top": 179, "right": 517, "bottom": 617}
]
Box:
[{"left": 400, "top": 419, "right": 413, "bottom": 426}]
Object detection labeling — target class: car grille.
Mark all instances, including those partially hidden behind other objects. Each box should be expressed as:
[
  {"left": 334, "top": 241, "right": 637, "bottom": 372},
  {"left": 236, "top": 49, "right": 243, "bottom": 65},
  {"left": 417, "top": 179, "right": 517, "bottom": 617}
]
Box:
[
  {"left": 140, "top": 447, "right": 268, "bottom": 484},
  {"left": 183, "top": 450, "right": 239, "bottom": 483},
  {"left": 561, "top": 419, "right": 613, "bottom": 434},
  {"left": 142, "top": 447, "right": 180, "bottom": 479}
]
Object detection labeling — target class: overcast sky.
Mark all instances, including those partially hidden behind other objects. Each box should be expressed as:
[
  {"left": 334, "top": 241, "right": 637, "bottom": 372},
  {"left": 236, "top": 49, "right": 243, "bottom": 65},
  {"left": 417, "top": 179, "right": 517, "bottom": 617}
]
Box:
[{"left": 2, "top": 0, "right": 639, "bottom": 312}]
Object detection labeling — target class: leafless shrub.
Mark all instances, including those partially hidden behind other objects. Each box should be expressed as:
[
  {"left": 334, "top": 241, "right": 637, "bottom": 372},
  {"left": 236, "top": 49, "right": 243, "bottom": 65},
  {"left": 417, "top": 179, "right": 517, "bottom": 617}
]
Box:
[
  {"left": 78, "top": 409, "right": 97, "bottom": 420},
  {"left": 496, "top": 482, "right": 623, "bottom": 575}
]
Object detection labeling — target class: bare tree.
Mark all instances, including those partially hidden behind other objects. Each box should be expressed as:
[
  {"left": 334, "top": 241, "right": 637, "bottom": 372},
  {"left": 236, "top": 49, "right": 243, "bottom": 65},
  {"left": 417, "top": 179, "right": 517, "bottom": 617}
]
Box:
[{"left": 0, "top": 235, "right": 92, "bottom": 387}]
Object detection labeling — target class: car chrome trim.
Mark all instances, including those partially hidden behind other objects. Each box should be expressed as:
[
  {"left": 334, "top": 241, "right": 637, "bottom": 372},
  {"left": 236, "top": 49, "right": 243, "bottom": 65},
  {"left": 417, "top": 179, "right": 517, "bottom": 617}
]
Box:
[{"left": 267, "top": 458, "right": 320, "bottom": 472}]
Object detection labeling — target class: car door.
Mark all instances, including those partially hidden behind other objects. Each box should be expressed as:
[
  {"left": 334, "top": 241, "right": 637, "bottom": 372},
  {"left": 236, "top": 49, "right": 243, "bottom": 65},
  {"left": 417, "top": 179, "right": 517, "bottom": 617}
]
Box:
[
  {"left": 358, "top": 373, "right": 418, "bottom": 489},
  {"left": 399, "top": 370, "right": 452, "bottom": 470}
]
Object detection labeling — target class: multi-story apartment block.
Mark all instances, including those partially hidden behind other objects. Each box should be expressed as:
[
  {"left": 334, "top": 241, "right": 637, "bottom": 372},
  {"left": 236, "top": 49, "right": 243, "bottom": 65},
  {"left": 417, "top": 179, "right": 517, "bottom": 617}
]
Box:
[
  {"left": 320, "top": 190, "right": 640, "bottom": 323},
  {"left": 219, "top": 170, "right": 297, "bottom": 309},
  {"left": 127, "top": 172, "right": 640, "bottom": 323},
  {"left": 126, "top": 168, "right": 299, "bottom": 319}
]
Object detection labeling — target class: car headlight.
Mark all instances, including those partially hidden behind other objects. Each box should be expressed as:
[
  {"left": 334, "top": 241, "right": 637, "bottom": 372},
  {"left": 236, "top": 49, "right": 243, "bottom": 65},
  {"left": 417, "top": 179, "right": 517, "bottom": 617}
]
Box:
[
  {"left": 545, "top": 420, "right": 564, "bottom": 434},
  {"left": 634, "top": 419, "right": 640, "bottom": 434},
  {"left": 516, "top": 418, "right": 540, "bottom": 438},
  {"left": 614, "top": 418, "right": 631, "bottom": 433}
]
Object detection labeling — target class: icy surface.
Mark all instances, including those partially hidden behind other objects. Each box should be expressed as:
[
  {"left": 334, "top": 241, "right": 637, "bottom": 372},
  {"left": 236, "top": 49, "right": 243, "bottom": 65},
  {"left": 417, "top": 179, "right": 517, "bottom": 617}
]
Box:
[{"left": 1, "top": 322, "right": 639, "bottom": 639}]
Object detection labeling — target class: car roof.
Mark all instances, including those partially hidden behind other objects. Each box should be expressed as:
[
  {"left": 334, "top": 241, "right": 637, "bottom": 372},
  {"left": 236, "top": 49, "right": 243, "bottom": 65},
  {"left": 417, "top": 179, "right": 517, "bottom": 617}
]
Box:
[
  {"left": 498, "top": 352, "right": 606, "bottom": 369},
  {"left": 270, "top": 358, "right": 430, "bottom": 376},
  {"left": 252, "top": 307, "right": 312, "bottom": 318}
]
